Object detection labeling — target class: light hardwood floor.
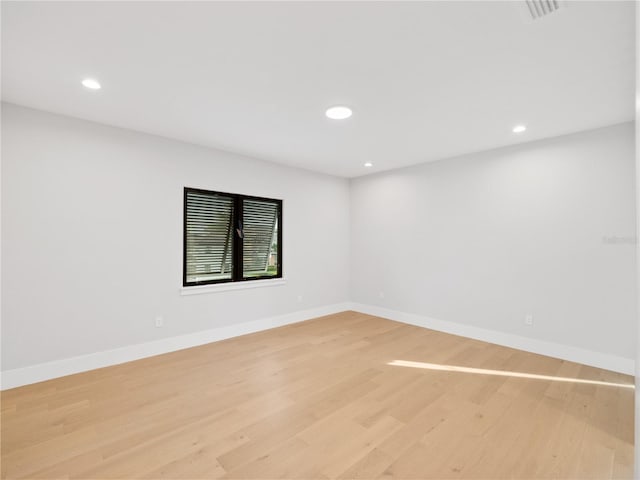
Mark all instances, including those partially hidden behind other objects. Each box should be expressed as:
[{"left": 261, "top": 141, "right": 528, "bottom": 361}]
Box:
[{"left": 1, "top": 311, "right": 634, "bottom": 479}]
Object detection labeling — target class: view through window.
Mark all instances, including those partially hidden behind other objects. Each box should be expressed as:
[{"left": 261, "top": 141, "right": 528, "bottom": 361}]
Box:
[{"left": 184, "top": 188, "right": 282, "bottom": 286}]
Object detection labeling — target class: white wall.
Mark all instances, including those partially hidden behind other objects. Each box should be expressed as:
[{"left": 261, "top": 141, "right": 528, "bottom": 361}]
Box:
[
  {"left": 1, "top": 103, "right": 350, "bottom": 371},
  {"left": 635, "top": 5, "right": 639, "bottom": 473},
  {"left": 350, "top": 123, "right": 637, "bottom": 362},
  {"left": 2, "top": 103, "right": 636, "bottom": 381}
]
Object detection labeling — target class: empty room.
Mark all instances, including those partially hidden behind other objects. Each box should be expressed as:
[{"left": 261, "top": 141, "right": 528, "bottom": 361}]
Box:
[{"left": 1, "top": 1, "right": 638, "bottom": 479}]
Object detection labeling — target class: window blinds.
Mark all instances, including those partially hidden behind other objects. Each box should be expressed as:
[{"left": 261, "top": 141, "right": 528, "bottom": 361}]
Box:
[
  {"left": 243, "top": 199, "right": 278, "bottom": 276},
  {"left": 185, "top": 190, "right": 234, "bottom": 282}
]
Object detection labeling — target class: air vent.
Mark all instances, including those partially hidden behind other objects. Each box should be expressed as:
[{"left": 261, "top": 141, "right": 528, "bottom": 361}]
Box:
[{"left": 525, "top": 0, "right": 562, "bottom": 20}]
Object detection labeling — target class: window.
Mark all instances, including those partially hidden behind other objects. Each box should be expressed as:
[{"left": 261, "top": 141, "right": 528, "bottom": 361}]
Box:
[{"left": 183, "top": 187, "right": 282, "bottom": 286}]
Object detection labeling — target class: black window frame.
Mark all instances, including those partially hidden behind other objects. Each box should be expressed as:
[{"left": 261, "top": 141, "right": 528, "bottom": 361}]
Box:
[{"left": 183, "top": 187, "right": 283, "bottom": 287}]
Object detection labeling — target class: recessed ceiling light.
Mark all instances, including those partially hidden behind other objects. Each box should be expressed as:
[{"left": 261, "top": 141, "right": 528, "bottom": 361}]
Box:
[
  {"left": 512, "top": 124, "right": 527, "bottom": 133},
  {"left": 82, "top": 78, "right": 101, "bottom": 90},
  {"left": 325, "top": 106, "right": 352, "bottom": 120},
  {"left": 364, "top": 162, "right": 373, "bottom": 167}
]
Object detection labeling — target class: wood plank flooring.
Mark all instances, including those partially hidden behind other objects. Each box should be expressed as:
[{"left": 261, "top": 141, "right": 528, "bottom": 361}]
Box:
[{"left": 1, "top": 311, "right": 634, "bottom": 479}]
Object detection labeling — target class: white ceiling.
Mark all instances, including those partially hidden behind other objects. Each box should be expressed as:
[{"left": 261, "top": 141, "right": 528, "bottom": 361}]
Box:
[{"left": 2, "top": 1, "right": 635, "bottom": 178}]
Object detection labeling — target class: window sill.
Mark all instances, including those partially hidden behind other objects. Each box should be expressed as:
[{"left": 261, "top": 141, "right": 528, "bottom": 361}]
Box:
[{"left": 180, "top": 277, "right": 287, "bottom": 296}]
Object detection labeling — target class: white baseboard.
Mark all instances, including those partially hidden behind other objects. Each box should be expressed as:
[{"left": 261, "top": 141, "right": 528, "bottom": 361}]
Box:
[
  {"left": 3, "top": 301, "right": 633, "bottom": 389},
  {"left": 347, "top": 303, "right": 635, "bottom": 376},
  {"left": 0, "top": 302, "right": 351, "bottom": 390}
]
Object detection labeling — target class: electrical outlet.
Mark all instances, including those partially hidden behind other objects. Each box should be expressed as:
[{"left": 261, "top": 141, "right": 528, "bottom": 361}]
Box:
[
  {"left": 524, "top": 314, "right": 533, "bottom": 326},
  {"left": 379, "top": 291, "right": 385, "bottom": 299},
  {"left": 155, "top": 316, "right": 164, "bottom": 328},
  {"left": 297, "top": 295, "right": 303, "bottom": 303}
]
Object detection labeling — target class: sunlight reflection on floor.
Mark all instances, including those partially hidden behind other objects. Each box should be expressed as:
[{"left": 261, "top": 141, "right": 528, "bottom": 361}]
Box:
[{"left": 388, "top": 359, "right": 634, "bottom": 389}]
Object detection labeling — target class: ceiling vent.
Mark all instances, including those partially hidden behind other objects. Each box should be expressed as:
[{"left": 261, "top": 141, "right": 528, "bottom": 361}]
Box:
[{"left": 524, "top": 0, "right": 563, "bottom": 20}]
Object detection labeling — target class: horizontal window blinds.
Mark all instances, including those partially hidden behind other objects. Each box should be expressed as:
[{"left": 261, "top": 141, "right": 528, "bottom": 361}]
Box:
[
  {"left": 185, "top": 191, "right": 233, "bottom": 281},
  {"left": 184, "top": 187, "right": 282, "bottom": 286},
  {"left": 243, "top": 199, "right": 279, "bottom": 276}
]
